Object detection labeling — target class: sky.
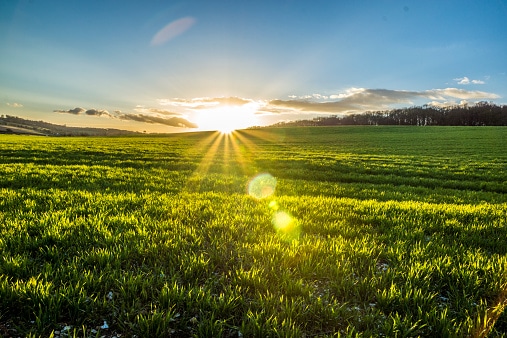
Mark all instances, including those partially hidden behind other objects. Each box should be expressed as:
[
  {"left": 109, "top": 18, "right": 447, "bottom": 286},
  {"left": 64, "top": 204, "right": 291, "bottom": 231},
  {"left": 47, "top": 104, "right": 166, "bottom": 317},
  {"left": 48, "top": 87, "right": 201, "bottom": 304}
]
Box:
[{"left": 1, "top": 0, "right": 506, "bottom": 133}]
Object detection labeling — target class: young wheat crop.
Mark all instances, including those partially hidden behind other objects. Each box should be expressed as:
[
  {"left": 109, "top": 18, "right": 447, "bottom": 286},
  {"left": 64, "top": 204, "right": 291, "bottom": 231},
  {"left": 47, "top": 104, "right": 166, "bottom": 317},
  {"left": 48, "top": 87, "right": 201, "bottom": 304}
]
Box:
[{"left": 0, "top": 126, "right": 506, "bottom": 337}]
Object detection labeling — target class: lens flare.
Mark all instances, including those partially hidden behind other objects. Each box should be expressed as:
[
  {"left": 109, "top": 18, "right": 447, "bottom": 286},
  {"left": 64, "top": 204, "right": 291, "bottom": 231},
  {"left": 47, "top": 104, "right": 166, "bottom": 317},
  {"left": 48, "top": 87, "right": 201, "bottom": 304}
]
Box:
[
  {"left": 247, "top": 172, "right": 300, "bottom": 241},
  {"left": 269, "top": 200, "right": 279, "bottom": 210},
  {"left": 272, "top": 210, "right": 301, "bottom": 242},
  {"left": 248, "top": 173, "right": 277, "bottom": 199}
]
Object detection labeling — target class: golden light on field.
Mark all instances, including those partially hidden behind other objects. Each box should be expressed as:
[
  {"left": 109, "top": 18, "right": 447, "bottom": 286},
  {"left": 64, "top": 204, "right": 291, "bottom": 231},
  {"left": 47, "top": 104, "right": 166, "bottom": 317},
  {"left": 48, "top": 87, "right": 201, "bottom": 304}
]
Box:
[
  {"left": 183, "top": 129, "right": 256, "bottom": 192},
  {"left": 183, "top": 131, "right": 224, "bottom": 192},
  {"left": 181, "top": 128, "right": 301, "bottom": 242}
]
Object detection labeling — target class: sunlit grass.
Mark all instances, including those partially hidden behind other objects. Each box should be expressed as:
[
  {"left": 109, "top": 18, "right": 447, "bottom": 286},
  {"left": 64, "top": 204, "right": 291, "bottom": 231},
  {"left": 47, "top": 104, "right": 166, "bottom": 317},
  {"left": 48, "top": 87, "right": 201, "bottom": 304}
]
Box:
[{"left": 0, "top": 126, "right": 506, "bottom": 336}]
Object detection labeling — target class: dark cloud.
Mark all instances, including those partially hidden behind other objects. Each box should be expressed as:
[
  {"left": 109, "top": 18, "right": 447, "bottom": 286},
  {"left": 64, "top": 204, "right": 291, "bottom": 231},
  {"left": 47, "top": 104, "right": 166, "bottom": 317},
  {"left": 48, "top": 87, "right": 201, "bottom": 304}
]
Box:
[
  {"left": 85, "top": 109, "right": 111, "bottom": 117},
  {"left": 119, "top": 114, "right": 198, "bottom": 128},
  {"left": 54, "top": 106, "right": 197, "bottom": 128},
  {"left": 54, "top": 107, "right": 86, "bottom": 114}
]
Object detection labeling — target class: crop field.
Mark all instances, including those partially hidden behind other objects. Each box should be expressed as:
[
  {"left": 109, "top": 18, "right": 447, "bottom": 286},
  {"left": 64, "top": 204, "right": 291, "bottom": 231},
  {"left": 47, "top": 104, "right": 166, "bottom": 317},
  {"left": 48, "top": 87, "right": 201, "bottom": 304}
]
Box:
[{"left": 0, "top": 126, "right": 506, "bottom": 337}]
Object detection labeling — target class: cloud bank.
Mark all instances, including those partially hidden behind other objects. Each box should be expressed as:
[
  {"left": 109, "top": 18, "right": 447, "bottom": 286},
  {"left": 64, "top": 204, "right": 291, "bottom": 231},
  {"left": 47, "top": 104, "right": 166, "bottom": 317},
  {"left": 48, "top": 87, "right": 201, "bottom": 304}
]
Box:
[
  {"left": 53, "top": 87, "right": 500, "bottom": 131},
  {"left": 157, "top": 89, "right": 500, "bottom": 119},
  {"left": 267, "top": 88, "right": 500, "bottom": 114},
  {"left": 54, "top": 106, "right": 197, "bottom": 128}
]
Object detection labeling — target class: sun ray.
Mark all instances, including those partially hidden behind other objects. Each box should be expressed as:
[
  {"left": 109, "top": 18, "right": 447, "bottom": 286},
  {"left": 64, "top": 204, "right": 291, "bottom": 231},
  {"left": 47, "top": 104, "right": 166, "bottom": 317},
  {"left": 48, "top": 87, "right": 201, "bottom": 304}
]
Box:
[
  {"left": 222, "top": 131, "right": 231, "bottom": 175},
  {"left": 228, "top": 131, "right": 262, "bottom": 177},
  {"left": 183, "top": 131, "right": 224, "bottom": 192},
  {"left": 182, "top": 128, "right": 284, "bottom": 198}
]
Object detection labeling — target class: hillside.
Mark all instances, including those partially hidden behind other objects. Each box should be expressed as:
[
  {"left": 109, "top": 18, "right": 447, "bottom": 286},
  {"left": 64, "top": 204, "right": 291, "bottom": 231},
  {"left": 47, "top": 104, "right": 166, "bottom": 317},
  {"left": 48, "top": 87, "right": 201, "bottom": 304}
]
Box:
[{"left": 0, "top": 115, "right": 140, "bottom": 136}]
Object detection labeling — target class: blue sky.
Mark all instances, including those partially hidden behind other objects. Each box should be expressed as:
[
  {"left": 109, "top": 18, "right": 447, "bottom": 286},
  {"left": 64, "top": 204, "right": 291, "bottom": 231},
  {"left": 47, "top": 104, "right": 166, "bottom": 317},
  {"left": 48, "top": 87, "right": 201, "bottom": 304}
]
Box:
[{"left": 1, "top": 0, "right": 506, "bottom": 132}]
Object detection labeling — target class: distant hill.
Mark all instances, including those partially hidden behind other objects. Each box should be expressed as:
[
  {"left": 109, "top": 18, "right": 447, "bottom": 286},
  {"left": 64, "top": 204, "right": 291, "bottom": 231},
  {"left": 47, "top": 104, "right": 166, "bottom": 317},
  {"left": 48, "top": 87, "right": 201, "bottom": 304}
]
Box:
[{"left": 0, "top": 115, "right": 140, "bottom": 136}]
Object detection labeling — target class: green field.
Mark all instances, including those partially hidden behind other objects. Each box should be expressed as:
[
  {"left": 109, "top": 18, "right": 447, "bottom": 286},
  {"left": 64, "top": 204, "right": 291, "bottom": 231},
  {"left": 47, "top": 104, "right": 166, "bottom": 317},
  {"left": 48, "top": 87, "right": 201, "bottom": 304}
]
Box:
[{"left": 1, "top": 126, "right": 506, "bottom": 337}]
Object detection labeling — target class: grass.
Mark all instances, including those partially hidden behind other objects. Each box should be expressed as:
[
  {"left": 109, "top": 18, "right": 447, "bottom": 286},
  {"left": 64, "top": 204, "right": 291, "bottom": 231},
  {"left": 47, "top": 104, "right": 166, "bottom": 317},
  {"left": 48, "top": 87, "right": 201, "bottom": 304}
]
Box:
[{"left": 0, "top": 126, "right": 506, "bottom": 337}]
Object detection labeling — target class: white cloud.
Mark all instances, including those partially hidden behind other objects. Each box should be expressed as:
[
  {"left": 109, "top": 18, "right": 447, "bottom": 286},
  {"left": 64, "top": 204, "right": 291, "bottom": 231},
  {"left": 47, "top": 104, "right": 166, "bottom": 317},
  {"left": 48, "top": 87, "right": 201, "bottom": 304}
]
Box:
[
  {"left": 454, "top": 76, "right": 485, "bottom": 85},
  {"left": 6, "top": 102, "right": 23, "bottom": 108},
  {"left": 329, "top": 88, "right": 365, "bottom": 99},
  {"left": 427, "top": 100, "right": 469, "bottom": 108},
  {"left": 455, "top": 77, "right": 470, "bottom": 84}
]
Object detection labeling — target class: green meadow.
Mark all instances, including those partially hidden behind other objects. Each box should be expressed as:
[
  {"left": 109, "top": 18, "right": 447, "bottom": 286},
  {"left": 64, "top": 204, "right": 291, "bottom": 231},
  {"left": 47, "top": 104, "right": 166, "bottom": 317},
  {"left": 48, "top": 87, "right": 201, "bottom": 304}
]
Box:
[{"left": 0, "top": 126, "right": 506, "bottom": 337}]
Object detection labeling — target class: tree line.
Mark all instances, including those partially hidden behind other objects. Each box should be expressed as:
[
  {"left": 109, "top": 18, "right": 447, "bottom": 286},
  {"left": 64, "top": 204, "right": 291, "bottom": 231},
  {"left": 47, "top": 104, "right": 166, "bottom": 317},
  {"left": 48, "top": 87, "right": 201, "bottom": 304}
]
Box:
[{"left": 270, "top": 102, "right": 507, "bottom": 127}]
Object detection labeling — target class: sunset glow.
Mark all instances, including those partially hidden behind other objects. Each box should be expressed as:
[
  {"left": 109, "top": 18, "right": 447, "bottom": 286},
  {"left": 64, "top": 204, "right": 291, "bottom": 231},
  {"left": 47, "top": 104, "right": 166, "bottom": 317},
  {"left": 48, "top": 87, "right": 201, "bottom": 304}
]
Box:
[
  {"left": 194, "top": 103, "right": 259, "bottom": 133},
  {"left": 0, "top": 1, "right": 506, "bottom": 132}
]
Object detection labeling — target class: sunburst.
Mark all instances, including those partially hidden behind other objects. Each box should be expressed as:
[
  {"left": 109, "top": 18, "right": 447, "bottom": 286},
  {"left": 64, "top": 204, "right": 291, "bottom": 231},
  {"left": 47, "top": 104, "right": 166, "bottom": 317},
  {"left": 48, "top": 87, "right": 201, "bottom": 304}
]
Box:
[{"left": 194, "top": 103, "right": 259, "bottom": 133}]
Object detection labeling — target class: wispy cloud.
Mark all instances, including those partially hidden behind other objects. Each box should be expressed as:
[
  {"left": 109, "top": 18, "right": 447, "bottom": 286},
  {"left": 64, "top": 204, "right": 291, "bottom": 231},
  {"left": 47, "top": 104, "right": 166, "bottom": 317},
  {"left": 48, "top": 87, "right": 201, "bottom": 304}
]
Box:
[
  {"left": 158, "top": 96, "right": 252, "bottom": 109},
  {"left": 288, "top": 94, "right": 331, "bottom": 100},
  {"left": 427, "top": 88, "right": 497, "bottom": 99},
  {"left": 151, "top": 17, "right": 196, "bottom": 46},
  {"left": 119, "top": 114, "right": 197, "bottom": 128},
  {"left": 6, "top": 102, "right": 23, "bottom": 108},
  {"left": 133, "top": 106, "right": 182, "bottom": 116},
  {"left": 454, "top": 76, "right": 486, "bottom": 85}
]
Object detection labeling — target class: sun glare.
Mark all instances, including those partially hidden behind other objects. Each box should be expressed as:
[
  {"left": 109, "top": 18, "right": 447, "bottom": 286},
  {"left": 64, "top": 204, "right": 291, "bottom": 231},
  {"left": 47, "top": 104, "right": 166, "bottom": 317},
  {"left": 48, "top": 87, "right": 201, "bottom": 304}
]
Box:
[
  {"left": 195, "top": 103, "right": 259, "bottom": 133},
  {"left": 219, "top": 124, "right": 235, "bottom": 134}
]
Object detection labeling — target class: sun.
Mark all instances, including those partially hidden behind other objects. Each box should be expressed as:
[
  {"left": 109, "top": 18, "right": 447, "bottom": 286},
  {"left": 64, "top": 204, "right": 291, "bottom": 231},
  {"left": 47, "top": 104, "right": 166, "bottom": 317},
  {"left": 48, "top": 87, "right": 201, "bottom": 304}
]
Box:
[
  {"left": 194, "top": 103, "right": 259, "bottom": 133},
  {"left": 218, "top": 124, "right": 235, "bottom": 134}
]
